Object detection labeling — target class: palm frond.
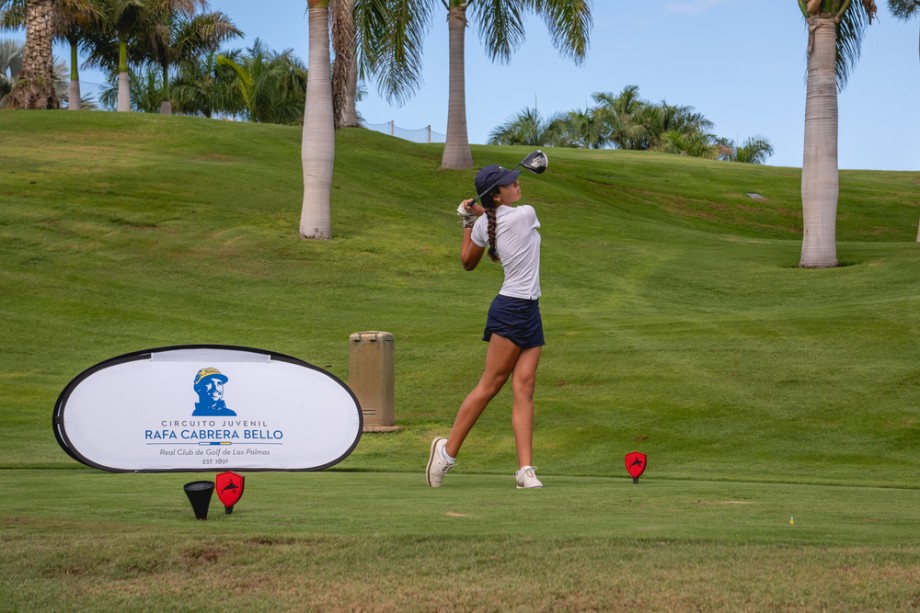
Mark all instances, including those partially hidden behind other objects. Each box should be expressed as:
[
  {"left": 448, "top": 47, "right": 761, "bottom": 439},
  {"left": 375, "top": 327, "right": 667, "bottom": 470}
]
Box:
[
  {"left": 887, "top": 0, "right": 920, "bottom": 19},
  {"left": 0, "top": 37, "right": 22, "bottom": 77},
  {"left": 834, "top": 0, "right": 876, "bottom": 89},
  {"left": 469, "top": 0, "right": 526, "bottom": 63},
  {"left": 529, "top": 0, "right": 592, "bottom": 64},
  {"left": 358, "top": 0, "right": 431, "bottom": 104},
  {"left": 487, "top": 105, "right": 544, "bottom": 145},
  {"left": 735, "top": 136, "right": 775, "bottom": 164},
  {"left": 0, "top": 0, "right": 26, "bottom": 29},
  {"left": 887, "top": 0, "right": 920, "bottom": 60}
]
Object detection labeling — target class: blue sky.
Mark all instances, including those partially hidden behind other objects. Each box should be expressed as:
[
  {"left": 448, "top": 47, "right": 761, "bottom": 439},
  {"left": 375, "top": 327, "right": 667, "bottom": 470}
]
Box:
[{"left": 44, "top": 0, "right": 920, "bottom": 170}]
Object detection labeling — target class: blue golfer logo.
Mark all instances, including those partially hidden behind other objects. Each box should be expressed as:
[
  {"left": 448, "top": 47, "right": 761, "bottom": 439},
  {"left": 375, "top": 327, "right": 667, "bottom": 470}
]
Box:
[{"left": 192, "top": 367, "right": 237, "bottom": 416}]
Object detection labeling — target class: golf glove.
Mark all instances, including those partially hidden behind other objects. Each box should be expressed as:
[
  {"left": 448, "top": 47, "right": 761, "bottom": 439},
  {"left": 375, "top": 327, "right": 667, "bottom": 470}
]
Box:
[{"left": 457, "top": 202, "right": 476, "bottom": 228}]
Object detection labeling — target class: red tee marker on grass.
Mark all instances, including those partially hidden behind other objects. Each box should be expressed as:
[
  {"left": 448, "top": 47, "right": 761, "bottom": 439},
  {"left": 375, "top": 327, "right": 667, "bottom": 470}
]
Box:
[
  {"left": 625, "top": 451, "right": 647, "bottom": 484},
  {"left": 216, "top": 471, "right": 245, "bottom": 514}
]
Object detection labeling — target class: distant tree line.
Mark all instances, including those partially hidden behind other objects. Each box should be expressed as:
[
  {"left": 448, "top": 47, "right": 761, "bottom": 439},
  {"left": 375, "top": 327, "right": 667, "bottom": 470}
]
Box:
[
  {"left": 0, "top": 0, "right": 316, "bottom": 124},
  {"left": 488, "top": 85, "right": 775, "bottom": 164},
  {"left": 98, "top": 38, "right": 310, "bottom": 123}
]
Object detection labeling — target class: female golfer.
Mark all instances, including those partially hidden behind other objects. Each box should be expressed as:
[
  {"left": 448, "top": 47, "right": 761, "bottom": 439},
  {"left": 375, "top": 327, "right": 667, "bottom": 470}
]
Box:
[{"left": 426, "top": 163, "right": 544, "bottom": 489}]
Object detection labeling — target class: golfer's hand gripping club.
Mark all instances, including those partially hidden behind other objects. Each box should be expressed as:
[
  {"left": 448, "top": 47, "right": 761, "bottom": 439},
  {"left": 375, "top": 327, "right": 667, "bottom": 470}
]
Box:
[{"left": 457, "top": 200, "right": 482, "bottom": 228}]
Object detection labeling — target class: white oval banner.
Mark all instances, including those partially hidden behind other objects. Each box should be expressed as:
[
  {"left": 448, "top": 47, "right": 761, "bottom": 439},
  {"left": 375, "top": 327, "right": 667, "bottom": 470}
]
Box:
[{"left": 53, "top": 345, "right": 363, "bottom": 472}]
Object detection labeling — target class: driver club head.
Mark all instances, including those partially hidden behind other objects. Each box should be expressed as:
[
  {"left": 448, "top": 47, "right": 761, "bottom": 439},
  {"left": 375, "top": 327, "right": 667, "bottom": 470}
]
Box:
[{"left": 520, "top": 150, "right": 548, "bottom": 175}]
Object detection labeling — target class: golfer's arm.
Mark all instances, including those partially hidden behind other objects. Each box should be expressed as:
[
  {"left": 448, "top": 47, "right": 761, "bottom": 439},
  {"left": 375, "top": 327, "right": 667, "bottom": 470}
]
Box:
[{"left": 461, "top": 228, "right": 484, "bottom": 271}]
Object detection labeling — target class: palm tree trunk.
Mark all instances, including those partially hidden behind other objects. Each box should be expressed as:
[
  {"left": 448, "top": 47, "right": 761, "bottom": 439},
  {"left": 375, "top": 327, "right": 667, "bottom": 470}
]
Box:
[
  {"left": 800, "top": 16, "right": 839, "bottom": 268},
  {"left": 160, "top": 62, "right": 172, "bottom": 114},
  {"left": 8, "top": 0, "right": 59, "bottom": 110},
  {"left": 441, "top": 4, "right": 473, "bottom": 170},
  {"left": 117, "top": 39, "right": 131, "bottom": 112},
  {"left": 332, "top": 0, "right": 358, "bottom": 128},
  {"left": 342, "top": 51, "right": 360, "bottom": 128},
  {"left": 344, "top": 56, "right": 358, "bottom": 126},
  {"left": 300, "top": 3, "right": 334, "bottom": 240},
  {"left": 68, "top": 42, "right": 81, "bottom": 111}
]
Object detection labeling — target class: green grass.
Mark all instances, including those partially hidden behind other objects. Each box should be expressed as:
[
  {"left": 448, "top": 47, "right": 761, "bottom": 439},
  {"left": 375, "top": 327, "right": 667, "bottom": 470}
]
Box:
[
  {"left": 1, "top": 110, "right": 919, "bottom": 610},
  {"left": 2, "top": 471, "right": 919, "bottom": 610}
]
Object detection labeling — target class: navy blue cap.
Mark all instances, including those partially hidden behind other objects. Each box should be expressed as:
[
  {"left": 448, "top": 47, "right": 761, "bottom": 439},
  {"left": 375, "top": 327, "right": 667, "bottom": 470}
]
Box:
[{"left": 475, "top": 165, "right": 521, "bottom": 203}]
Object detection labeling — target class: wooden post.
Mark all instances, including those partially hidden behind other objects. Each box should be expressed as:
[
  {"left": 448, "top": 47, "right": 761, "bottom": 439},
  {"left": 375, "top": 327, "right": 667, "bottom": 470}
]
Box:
[{"left": 349, "top": 331, "right": 397, "bottom": 431}]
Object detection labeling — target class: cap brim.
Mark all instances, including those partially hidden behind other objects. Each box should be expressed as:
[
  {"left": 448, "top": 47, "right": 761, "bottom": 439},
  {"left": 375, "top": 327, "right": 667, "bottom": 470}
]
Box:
[
  {"left": 496, "top": 169, "right": 521, "bottom": 186},
  {"left": 198, "top": 374, "right": 228, "bottom": 385}
]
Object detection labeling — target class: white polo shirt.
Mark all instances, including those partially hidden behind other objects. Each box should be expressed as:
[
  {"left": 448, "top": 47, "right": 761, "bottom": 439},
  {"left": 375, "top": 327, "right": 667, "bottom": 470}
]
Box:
[{"left": 471, "top": 205, "right": 542, "bottom": 300}]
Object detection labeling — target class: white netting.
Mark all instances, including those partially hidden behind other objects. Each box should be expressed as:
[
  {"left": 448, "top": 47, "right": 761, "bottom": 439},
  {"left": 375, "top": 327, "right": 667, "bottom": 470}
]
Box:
[{"left": 365, "top": 121, "right": 446, "bottom": 144}]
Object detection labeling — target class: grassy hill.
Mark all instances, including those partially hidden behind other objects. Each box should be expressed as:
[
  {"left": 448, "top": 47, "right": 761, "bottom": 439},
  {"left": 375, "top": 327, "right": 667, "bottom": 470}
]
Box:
[
  {"left": 1, "top": 111, "right": 919, "bottom": 610},
  {"left": 2, "top": 110, "right": 917, "bottom": 483}
]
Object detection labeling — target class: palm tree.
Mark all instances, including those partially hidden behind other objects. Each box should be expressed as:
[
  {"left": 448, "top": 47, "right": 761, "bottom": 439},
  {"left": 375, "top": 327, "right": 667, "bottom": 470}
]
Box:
[
  {"left": 639, "top": 101, "right": 716, "bottom": 157},
  {"left": 99, "top": 62, "right": 161, "bottom": 110},
  {"left": 300, "top": 0, "right": 334, "bottom": 239},
  {"left": 715, "top": 136, "right": 775, "bottom": 164},
  {"left": 364, "top": 0, "right": 592, "bottom": 169},
  {"left": 889, "top": 0, "right": 920, "bottom": 241},
  {"left": 487, "top": 105, "right": 587, "bottom": 148},
  {"left": 217, "top": 40, "right": 307, "bottom": 124},
  {"left": 488, "top": 106, "right": 547, "bottom": 146},
  {"left": 545, "top": 108, "right": 594, "bottom": 148},
  {"left": 143, "top": 0, "right": 203, "bottom": 113},
  {"left": 887, "top": 0, "right": 920, "bottom": 59},
  {"left": 655, "top": 129, "right": 715, "bottom": 158},
  {"left": 798, "top": 0, "right": 877, "bottom": 268},
  {"left": 82, "top": 0, "right": 148, "bottom": 112},
  {"left": 0, "top": 0, "right": 23, "bottom": 27},
  {"left": 441, "top": 1, "right": 473, "bottom": 168},
  {"left": 1, "top": 4, "right": 25, "bottom": 104},
  {"left": 592, "top": 86, "right": 650, "bottom": 151},
  {"left": 0, "top": 37, "right": 23, "bottom": 105},
  {"left": 141, "top": 0, "right": 240, "bottom": 114},
  {"left": 650, "top": 102, "right": 713, "bottom": 147},
  {"left": 4, "top": 0, "right": 113, "bottom": 110},
  {"left": 1, "top": 0, "right": 58, "bottom": 108},
  {"left": 444, "top": 0, "right": 592, "bottom": 168},
  {"left": 57, "top": 0, "right": 105, "bottom": 110},
  {"left": 169, "top": 46, "right": 234, "bottom": 117},
  {"left": 594, "top": 87, "right": 711, "bottom": 153},
  {"left": 735, "top": 137, "right": 775, "bottom": 164},
  {"left": 1, "top": 36, "right": 88, "bottom": 108}
]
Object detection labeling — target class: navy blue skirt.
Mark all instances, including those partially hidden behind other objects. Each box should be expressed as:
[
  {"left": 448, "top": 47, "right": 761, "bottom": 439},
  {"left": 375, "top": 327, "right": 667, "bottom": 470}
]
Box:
[{"left": 483, "top": 295, "right": 545, "bottom": 349}]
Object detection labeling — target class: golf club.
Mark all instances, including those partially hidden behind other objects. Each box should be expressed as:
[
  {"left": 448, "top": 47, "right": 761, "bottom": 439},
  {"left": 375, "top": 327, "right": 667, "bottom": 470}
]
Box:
[{"left": 472, "top": 150, "right": 548, "bottom": 204}]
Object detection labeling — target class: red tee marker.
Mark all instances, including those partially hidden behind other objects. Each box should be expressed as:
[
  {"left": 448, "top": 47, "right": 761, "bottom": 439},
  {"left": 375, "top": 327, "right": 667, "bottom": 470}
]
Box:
[
  {"left": 216, "top": 471, "right": 245, "bottom": 514},
  {"left": 625, "top": 451, "right": 647, "bottom": 484}
]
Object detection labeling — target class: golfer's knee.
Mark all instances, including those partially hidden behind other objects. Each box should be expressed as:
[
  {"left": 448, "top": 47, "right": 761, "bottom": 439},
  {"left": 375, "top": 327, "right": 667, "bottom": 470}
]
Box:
[
  {"left": 512, "top": 372, "right": 535, "bottom": 397},
  {"left": 478, "top": 375, "right": 509, "bottom": 398}
]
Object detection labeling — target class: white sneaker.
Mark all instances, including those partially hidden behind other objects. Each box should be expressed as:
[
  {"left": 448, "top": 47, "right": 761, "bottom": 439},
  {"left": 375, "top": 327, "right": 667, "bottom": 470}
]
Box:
[
  {"left": 426, "top": 437, "right": 454, "bottom": 488},
  {"left": 515, "top": 466, "right": 543, "bottom": 489}
]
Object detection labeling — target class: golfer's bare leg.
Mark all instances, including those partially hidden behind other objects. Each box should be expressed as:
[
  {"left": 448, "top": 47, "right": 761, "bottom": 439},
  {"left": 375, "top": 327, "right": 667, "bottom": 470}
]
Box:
[
  {"left": 445, "top": 335, "right": 521, "bottom": 458},
  {"left": 511, "top": 346, "right": 541, "bottom": 468}
]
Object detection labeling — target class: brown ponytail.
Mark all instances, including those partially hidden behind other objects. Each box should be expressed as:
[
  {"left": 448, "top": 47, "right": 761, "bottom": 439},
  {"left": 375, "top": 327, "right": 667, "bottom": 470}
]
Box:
[{"left": 485, "top": 202, "right": 499, "bottom": 263}]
